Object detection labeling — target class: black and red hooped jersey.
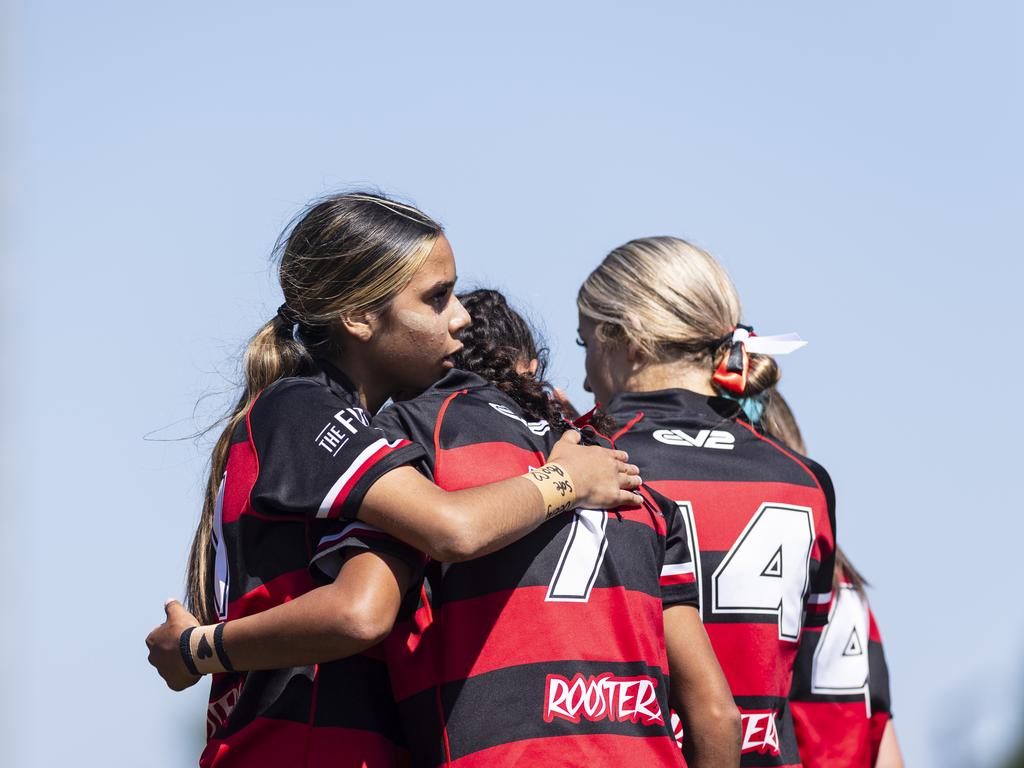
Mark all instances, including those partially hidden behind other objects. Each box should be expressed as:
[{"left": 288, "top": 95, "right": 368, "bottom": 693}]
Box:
[
  {"left": 606, "top": 389, "right": 836, "bottom": 768},
  {"left": 200, "top": 360, "right": 425, "bottom": 768},
  {"left": 346, "top": 369, "right": 697, "bottom": 768},
  {"left": 789, "top": 576, "right": 893, "bottom": 767}
]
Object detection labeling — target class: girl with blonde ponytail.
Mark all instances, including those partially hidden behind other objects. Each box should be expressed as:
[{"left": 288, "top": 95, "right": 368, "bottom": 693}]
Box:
[
  {"left": 145, "top": 192, "right": 641, "bottom": 768},
  {"left": 577, "top": 236, "right": 838, "bottom": 768}
]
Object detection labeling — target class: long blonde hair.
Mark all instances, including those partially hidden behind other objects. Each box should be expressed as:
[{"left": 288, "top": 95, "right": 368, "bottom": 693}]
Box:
[
  {"left": 185, "top": 192, "right": 442, "bottom": 623},
  {"left": 577, "top": 236, "right": 780, "bottom": 398}
]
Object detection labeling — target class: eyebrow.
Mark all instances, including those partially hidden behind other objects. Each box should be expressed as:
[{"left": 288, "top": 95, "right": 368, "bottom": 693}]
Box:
[{"left": 426, "top": 278, "right": 457, "bottom": 293}]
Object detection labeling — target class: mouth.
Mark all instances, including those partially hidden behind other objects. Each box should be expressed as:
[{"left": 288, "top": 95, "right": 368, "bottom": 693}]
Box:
[{"left": 442, "top": 344, "right": 463, "bottom": 369}]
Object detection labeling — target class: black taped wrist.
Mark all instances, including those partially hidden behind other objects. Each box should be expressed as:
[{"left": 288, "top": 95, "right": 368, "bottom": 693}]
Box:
[
  {"left": 213, "top": 623, "right": 235, "bottom": 673},
  {"left": 179, "top": 626, "right": 200, "bottom": 676}
]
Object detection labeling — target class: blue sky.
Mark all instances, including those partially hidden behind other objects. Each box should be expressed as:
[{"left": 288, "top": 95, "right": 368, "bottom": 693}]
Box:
[{"left": 3, "top": 2, "right": 1022, "bottom": 765}]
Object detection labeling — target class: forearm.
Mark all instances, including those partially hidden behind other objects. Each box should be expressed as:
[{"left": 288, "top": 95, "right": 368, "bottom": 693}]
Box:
[
  {"left": 199, "top": 551, "right": 407, "bottom": 673},
  {"left": 875, "top": 719, "right": 904, "bottom": 768},
  {"left": 362, "top": 466, "right": 571, "bottom": 563},
  {"left": 664, "top": 605, "right": 741, "bottom": 767},
  {"left": 218, "top": 583, "right": 383, "bottom": 671}
]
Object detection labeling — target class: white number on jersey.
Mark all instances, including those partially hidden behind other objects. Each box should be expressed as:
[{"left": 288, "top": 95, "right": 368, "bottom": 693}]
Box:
[
  {"left": 546, "top": 509, "right": 609, "bottom": 603},
  {"left": 212, "top": 474, "right": 229, "bottom": 621},
  {"left": 709, "top": 503, "right": 815, "bottom": 641},
  {"left": 811, "top": 585, "right": 871, "bottom": 712}
]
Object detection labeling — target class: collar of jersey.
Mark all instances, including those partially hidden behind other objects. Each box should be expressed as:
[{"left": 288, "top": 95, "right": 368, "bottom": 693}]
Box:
[
  {"left": 605, "top": 387, "right": 742, "bottom": 423},
  {"left": 313, "top": 357, "right": 360, "bottom": 400},
  {"left": 420, "top": 367, "right": 491, "bottom": 394}
]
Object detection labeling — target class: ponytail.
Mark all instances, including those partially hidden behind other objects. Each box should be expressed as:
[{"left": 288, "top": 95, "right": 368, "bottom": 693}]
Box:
[
  {"left": 185, "top": 314, "right": 314, "bottom": 623},
  {"left": 184, "top": 191, "right": 442, "bottom": 622}
]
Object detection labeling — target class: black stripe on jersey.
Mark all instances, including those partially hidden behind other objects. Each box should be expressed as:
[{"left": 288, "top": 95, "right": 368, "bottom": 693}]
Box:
[
  {"left": 313, "top": 657, "right": 405, "bottom": 740},
  {"left": 224, "top": 516, "right": 312, "bottom": 600},
  {"left": 221, "top": 667, "right": 315, "bottom": 730},
  {"left": 434, "top": 515, "right": 663, "bottom": 604},
  {"left": 436, "top": 660, "right": 674, "bottom": 762},
  {"left": 868, "top": 638, "right": 892, "bottom": 715}
]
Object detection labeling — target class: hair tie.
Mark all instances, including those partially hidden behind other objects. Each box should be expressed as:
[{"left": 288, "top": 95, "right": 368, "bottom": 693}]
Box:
[
  {"left": 277, "top": 303, "right": 299, "bottom": 325},
  {"left": 711, "top": 324, "right": 808, "bottom": 395}
]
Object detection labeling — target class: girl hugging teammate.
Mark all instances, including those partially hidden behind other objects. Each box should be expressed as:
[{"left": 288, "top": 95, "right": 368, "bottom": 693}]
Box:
[{"left": 146, "top": 193, "right": 641, "bottom": 768}]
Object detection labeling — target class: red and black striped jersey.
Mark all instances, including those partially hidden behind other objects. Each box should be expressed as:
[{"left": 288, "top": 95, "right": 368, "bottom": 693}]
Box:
[
  {"left": 605, "top": 389, "right": 837, "bottom": 768},
  {"left": 356, "top": 369, "right": 696, "bottom": 768},
  {"left": 789, "top": 576, "right": 893, "bottom": 767},
  {"left": 200, "top": 360, "right": 426, "bottom": 768}
]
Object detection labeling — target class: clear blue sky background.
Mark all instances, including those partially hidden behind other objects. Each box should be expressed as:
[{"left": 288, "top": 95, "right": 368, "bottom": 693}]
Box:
[{"left": 3, "top": 2, "right": 1021, "bottom": 766}]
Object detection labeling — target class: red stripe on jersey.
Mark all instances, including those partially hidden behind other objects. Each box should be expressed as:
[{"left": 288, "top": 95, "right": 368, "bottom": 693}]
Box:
[
  {"left": 646, "top": 479, "right": 825, "bottom": 552},
  {"left": 704, "top": 622, "right": 798, "bottom": 699},
  {"left": 448, "top": 732, "right": 683, "bottom": 768},
  {"left": 326, "top": 439, "right": 413, "bottom": 518},
  {"left": 434, "top": 441, "right": 547, "bottom": 491},
  {"left": 659, "top": 572, "right": 696, "bottom": 587},
  {"left": 433, "top": 586, "right": 668, "bottom": 685},
  {"left": 201, "top": 716, "right": 404, "bottom": 768},
  {"left": 221, "top": 440, "right": 259, "bottom": 526},
  {"left": 228, "top": 567, "right": 318, "bottom": 620},
  {"left": 611, "top": 411, "right": 645, "bottom": 443},
  {"left": 789, "top": 700, "right": 874, "bottom": 768}
]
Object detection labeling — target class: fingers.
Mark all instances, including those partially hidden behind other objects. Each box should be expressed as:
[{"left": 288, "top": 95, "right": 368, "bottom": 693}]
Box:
[
  {"left": 557, "top": 429, "right": 581, "bottom": 446},
  {"left": 164, "top": 599, "right": 199, "bottom": 627},
  {"left": 615, "top": 461, "right": 640, "bottom": 477},
  {"left": 615, "top": 489, "right": 644, "bottom": 508},
  {"left": 618, "top": 472, "right": 642, "bottom": 490},
  {"left": 611, "top": 449, "right": 630, "bottom": 463}
]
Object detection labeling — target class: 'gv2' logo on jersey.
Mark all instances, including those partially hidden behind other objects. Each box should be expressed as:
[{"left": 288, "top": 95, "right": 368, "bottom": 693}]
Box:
[
  {"left": 653, "top": 428, "right": 735, "bottom": 450},
  {"left": 489, "top": 402, "right": 551, "bottom": 436}
]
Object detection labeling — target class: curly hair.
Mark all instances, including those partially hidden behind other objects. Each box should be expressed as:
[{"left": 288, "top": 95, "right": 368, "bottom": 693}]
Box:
[{"left": 455, "top": 289, "right": 570, "bottom": 434}]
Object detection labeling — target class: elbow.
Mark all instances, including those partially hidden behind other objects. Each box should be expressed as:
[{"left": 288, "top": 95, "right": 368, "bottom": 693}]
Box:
[
  {"left": 424, "top": 508, "right": 485, "bottom": 563},
  {"left": 330, "top": 598, "right": 396, "bottom": 652},
  {"left": 717, "top": 701, "right": 742, "bottom": 746}
]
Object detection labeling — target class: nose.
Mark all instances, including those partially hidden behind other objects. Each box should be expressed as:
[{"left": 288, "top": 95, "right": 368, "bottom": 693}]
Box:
[
  {"left": 450, "top": 296, "right": 472, "bottom": 334},
  {"left": 583, "top": 377, "right": 592, "bottom": 393}
]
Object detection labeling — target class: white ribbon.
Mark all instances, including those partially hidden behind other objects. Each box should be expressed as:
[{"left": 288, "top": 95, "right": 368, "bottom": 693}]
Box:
[{"left": 732, "top": 327, "right": 807, "bottom": 356}]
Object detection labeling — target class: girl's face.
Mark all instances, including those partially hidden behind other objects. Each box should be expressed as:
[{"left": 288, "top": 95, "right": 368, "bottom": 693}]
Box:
[
  {"left": 367, "top": 235, "right": 471, "bottom": 402},
  {"left": 577, "top": 313, "right": 631, "bottom": 408}
]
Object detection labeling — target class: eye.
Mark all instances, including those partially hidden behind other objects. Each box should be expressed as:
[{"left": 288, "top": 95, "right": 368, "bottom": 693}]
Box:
[{"left": 430, "top": 289, "right": 451, "bottom": 308}]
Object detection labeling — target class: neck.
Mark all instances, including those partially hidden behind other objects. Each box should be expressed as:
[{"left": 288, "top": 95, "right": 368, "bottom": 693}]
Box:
[
  {"left": 623, "top": 359, "right": 716, "bottom": 397},
  {"left": 324, "top": 351, "right": 390, "bottom": 414}
]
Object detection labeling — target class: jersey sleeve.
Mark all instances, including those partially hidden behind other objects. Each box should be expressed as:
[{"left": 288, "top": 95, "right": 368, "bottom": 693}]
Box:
[
  {"left": 248, "top": 379, "right": 426, "bottom": 521},
  {"left": 802, "top": 457, "right": 837, "bottom": 628},
  {"left": 645, "top": 486, "right": 698, "bottom": 609},
  {"left": 310, "top": 519, "right": 428, "bottom": 584}
]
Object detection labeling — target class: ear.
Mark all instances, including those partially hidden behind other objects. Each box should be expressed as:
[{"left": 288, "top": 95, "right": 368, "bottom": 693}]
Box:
[
  {"left": 526, "top": 357, "right": 539, "bottom": 377},
  {"left": 338, "top": 310, "right": 379, "bottom": 343},
  {"left": 626, "top": 340, "right": 644, "bottom": 364}
]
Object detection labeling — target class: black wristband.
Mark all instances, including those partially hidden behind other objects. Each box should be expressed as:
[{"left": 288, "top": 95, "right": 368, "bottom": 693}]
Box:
[
  {"left": 213, "top": 623, "right": 235, "bottom": 673},
  {"left": 179, "top": 626, "right": 200, "bottom": 676}
]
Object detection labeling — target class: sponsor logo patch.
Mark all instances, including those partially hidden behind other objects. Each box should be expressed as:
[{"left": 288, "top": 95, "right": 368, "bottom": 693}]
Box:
[
  {"left": 544, "top": 673, "right": 664, "bottom": 726},
  {"left": 490, "top": 402, "right": 551, "bottom": 436},
  {"left": 653, "top": 428, "right": 735, "bottom": 450},
  {"left": 740, "top": 709, "right": 781, "bottom": 756}
]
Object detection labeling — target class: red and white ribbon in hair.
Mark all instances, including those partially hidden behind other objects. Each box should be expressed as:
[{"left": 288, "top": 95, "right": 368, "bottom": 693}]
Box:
[{"left": 712, "top": 325, "right": 807, "bottom": 394}]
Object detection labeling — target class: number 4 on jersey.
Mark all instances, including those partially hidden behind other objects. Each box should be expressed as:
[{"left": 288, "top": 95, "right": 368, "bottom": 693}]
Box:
[{"left": 711, "top": 503, "right": 815, "bottom": 641}]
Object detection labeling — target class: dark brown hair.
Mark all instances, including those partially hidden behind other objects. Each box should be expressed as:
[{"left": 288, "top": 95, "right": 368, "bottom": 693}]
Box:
[{"left": 454, "top": 289, "right": 571, "bottom": 434}]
